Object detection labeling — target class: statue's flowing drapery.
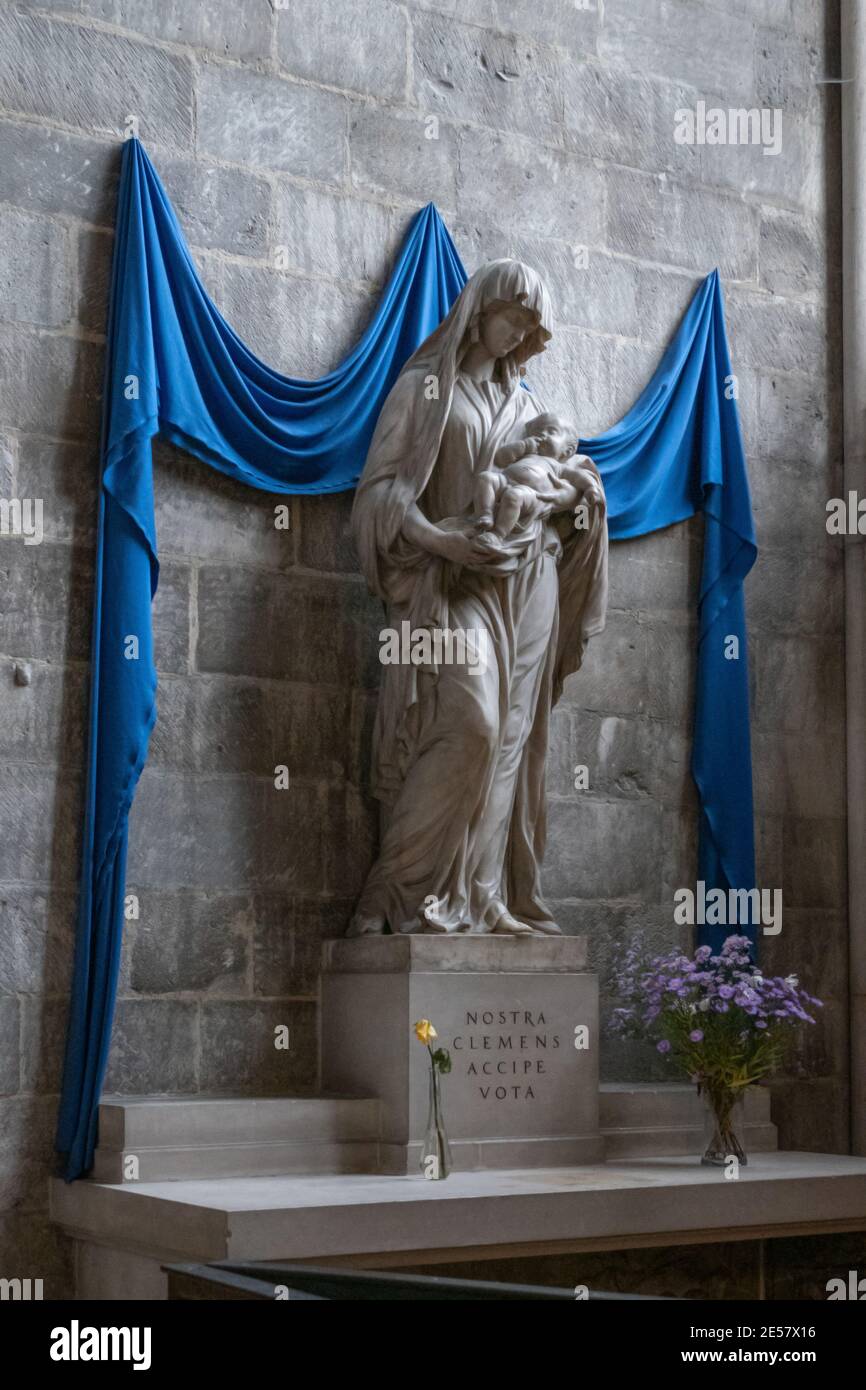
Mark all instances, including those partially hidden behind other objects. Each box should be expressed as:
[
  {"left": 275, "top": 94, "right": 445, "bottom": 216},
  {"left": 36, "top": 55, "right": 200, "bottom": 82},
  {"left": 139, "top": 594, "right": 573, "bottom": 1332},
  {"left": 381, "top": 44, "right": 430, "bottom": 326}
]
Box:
[
  {"left": 56, "top": 138, "right": 756, "bottom": 1179},
  {"left": 349, "top": 258, "right": 609, "bottom": 940}
]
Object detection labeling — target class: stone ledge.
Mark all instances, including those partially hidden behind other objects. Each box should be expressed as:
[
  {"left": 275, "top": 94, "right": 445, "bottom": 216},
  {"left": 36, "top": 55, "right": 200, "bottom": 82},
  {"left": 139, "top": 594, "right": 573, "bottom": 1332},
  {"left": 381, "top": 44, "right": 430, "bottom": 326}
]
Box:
[
  {"left": 322, "top": 936, "right": 588, "bottom": 973},
  {"left": 98, "top": 1095, "right": 379, "bottom": 1149},
  {"left": 88, "top": 1084, "right": 778, "bottom": 1182},
  {"left": 601, "top": 1082, "right": 778, "bottom": 1159},
  {"left": 51, "top": 1153, "right": 866, "bottom": 1282}
]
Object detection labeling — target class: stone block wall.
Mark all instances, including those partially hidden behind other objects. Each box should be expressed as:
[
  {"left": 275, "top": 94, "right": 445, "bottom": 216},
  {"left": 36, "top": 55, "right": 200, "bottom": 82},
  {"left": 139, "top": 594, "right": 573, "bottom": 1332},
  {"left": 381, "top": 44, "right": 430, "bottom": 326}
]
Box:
[{"left": 0, "top": 0, "right": 845, "bottom": 1293}]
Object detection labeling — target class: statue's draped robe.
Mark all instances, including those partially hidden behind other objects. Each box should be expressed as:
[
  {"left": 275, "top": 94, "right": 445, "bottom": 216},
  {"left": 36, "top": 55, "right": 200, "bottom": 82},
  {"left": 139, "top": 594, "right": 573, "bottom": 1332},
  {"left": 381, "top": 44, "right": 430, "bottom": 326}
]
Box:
[{"left": 351, "top": 270, "right": 608, "bottom": 935}]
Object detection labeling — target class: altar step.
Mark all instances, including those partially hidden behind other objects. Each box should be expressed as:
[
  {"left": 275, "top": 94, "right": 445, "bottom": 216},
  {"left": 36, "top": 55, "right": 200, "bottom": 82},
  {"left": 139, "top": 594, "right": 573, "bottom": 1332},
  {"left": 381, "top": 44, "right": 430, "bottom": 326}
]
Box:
[
  {"left": 600, "top": 1083, "right": 777, "bottom": 1159},
  {"left": 92, "top": 1084, "right": 777, "bottom": 1183},
  {"left": 92, "top": 1096, "right": 381, "bottom": 1183}
]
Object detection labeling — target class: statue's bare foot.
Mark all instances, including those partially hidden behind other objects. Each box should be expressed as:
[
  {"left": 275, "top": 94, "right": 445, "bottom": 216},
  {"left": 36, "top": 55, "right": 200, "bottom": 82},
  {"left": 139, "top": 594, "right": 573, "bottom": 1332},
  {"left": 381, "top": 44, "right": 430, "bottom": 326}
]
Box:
[
  {"left": 475, "top": 512, "right": 494, "bottom": 532},
  {"left": 492, "top": 909, "right": 536, "bottom": 936}
]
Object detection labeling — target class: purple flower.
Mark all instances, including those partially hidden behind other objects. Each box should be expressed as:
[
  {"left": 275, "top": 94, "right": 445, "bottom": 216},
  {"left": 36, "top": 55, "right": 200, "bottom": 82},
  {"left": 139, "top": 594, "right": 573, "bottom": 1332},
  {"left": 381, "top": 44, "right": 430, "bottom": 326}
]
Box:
[
  {"left": 723, "top": 935, "right": 752, "bottom": 952},
  {"left": 609, "top": 936, "right": 822, "bottom": 1068}
]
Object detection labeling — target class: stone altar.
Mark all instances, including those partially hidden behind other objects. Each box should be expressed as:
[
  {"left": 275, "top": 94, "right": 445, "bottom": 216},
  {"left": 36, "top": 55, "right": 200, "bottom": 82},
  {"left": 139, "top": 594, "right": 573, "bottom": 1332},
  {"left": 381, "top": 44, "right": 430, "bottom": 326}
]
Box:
[{"left": 320, "top": 936, "right": 602, "bottom": 1172}]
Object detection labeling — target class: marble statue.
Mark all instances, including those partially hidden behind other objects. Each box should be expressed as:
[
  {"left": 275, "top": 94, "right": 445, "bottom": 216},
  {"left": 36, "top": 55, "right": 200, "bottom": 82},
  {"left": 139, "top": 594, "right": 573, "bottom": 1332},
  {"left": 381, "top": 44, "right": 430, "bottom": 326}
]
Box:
[{"left": 349, "top": 260, "right": 608, "bottom": 937}]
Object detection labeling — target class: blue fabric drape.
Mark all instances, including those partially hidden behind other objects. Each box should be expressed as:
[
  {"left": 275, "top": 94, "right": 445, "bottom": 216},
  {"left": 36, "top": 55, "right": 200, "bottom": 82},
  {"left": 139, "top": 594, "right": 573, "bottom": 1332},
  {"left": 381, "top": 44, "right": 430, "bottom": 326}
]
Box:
[
  {"left": 585, "top": 269, "right": 757, "bottom": 959},
  {"left": 56, "top": 138, "right": 755, "bottom": 1180}
]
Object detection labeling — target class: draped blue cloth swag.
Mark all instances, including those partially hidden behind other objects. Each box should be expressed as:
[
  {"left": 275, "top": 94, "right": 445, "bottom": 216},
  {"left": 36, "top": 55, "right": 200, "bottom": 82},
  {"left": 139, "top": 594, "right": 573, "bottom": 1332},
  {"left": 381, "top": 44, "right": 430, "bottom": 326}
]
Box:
[{"left": 56, "top": 138, "right": 756, "bottom": 1180}]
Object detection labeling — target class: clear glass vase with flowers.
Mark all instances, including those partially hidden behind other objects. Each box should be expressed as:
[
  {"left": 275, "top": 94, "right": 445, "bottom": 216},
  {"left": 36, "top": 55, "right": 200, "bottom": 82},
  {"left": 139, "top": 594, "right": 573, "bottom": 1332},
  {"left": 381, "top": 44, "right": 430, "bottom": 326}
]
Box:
[{"left": 609, "top": 935, "right": 822, "bottom": 1166}]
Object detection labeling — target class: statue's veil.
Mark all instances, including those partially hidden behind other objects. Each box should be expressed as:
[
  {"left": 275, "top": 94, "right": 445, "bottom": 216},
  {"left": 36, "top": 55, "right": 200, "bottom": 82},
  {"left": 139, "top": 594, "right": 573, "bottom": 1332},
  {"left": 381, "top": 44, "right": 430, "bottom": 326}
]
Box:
[{"left": 352, "top": 259, "right": 554, "bottom": 593}]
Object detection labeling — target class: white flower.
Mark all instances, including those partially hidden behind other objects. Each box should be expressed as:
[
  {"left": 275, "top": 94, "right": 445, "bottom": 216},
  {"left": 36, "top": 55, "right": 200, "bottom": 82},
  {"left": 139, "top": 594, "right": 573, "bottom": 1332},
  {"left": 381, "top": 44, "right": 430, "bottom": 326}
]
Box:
[
  {"left": 785, "top": 974, "right": 799, "bottom": 987},
  {"left": 698, "top": 998, "right": 711, "bottom": 1012}
]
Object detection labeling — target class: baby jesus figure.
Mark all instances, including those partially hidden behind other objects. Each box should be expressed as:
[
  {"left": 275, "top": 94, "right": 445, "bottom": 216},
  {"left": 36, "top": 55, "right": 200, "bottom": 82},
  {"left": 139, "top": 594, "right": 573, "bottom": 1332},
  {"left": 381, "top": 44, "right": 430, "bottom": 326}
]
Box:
[{"left": 473, "top": 411, "right": 600, "bottom": 541}]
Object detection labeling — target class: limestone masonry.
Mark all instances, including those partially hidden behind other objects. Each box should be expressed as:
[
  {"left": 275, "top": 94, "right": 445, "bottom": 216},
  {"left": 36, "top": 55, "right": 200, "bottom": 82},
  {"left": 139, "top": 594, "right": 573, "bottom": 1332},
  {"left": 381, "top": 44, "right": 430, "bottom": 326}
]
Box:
[{"left": 0, "top": 0, "right": 845, "bottom": 1295}]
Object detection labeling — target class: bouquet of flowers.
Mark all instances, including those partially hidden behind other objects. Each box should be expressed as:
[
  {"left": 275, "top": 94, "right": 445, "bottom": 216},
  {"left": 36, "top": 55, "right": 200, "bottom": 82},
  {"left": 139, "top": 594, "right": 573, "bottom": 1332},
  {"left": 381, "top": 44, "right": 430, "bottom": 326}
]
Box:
[{"left": 609, "top": 935, "right": 822, "bottom": 1165}]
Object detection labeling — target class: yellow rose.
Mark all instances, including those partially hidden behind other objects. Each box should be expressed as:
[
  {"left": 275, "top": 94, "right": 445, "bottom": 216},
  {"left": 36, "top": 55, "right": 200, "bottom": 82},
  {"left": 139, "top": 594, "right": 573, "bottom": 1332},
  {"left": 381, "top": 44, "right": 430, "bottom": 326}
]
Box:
[{"left": 414, "top": 1019, "right": 437, "bottom": 1045}]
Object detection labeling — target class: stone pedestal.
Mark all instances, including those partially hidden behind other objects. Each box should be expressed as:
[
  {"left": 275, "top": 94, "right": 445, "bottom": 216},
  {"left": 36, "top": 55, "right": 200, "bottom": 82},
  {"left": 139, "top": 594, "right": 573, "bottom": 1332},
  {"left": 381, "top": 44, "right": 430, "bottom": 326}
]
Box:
[{"left": 320, "top": 936, "right": 603, "bottom": 1172}]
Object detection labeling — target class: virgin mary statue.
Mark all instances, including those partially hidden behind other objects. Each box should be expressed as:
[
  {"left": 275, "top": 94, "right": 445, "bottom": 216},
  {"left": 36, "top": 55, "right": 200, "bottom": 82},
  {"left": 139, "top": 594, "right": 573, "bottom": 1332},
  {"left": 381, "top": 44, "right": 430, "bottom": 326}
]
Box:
[{"left": 349, "top": 260, "right": 608, "bottom": 937}]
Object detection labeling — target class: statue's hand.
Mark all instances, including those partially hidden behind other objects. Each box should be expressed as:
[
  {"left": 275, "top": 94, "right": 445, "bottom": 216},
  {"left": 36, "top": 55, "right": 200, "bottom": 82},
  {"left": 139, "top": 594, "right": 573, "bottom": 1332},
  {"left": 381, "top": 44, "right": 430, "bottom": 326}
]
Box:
[
  {"left": 562, "top": 456, "right": 605, "bottom": 511},
  {"left": 575, "top": 472, "right": 604, "bottom": 509},
  {"left": 436, "top": 526, "right": 501, "bottom": 567},
  {"left": 582, "top": 478, "right": 604, "bottom": 508},
  {"left": 535, "top": 478, "right": 581, "bottom": 515}
]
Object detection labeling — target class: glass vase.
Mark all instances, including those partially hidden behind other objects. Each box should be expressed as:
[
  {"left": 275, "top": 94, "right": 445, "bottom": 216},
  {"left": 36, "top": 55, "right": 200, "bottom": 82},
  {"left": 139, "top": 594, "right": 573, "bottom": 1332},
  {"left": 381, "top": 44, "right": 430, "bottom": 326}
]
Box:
[
  {"left": 420, "top": 1066, "right": 452, "bottom": 1180},
  {"left": 700, "top": 1086, "right": 748, "bottom": 1167}
]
